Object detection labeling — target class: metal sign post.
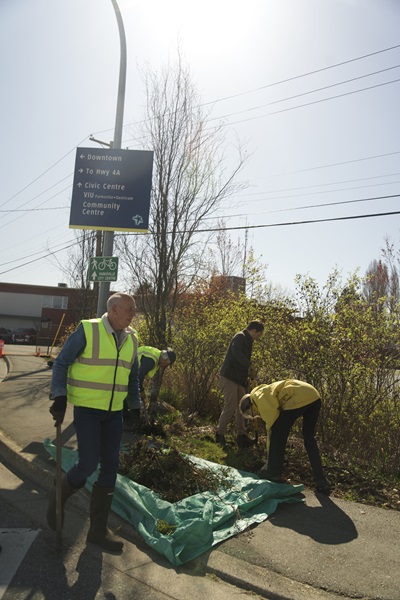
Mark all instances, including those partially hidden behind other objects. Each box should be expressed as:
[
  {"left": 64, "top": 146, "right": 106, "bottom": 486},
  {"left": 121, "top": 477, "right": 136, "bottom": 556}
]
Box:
[{"left": 67, "top": 1, "right": 153, "bottom": 316}]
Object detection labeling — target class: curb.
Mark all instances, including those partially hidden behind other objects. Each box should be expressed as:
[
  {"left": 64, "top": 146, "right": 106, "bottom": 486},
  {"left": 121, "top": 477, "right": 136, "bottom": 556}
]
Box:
[
  {"left": 0, "top": 427, "right": 346, "bottom": 600},
  {"left": 0, "top": 427, "right": 145, "bottom": 547},
  {"left": 0, "top": 356, "right": 350, "bottom": 600}
]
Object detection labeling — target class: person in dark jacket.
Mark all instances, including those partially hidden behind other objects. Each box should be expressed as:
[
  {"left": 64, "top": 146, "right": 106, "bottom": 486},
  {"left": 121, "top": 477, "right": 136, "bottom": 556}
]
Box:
[{"left": 216, "top": 320, "right": 264, "bottom": 447}]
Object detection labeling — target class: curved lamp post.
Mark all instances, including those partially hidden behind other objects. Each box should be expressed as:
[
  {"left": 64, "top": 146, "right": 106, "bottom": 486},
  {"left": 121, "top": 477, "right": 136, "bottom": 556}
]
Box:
[{"left": 97, "top": 0, "right": 127, "bottom": 316}]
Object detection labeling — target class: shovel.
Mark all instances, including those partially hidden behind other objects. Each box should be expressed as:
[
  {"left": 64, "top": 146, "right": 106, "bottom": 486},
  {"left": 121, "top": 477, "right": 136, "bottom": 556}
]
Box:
[
  {"left": 55, "top": 423, "right": 63, "bottom": 551},
  {"left": 141, "top": 398, "right": 150, "bottom": 427}
]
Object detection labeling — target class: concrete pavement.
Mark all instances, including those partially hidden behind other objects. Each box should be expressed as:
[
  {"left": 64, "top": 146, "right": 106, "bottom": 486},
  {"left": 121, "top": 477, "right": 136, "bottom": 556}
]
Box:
[{"left": 1, "top": 347, "right": 400, "bottom": 600}]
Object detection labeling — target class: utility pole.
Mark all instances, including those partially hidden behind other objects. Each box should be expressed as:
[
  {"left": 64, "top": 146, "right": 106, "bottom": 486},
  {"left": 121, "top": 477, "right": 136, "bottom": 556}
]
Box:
[
  {"left": 96, "top": 0, "right": 127, "bottom": 317},
  {"left": 242, "top": 223, "right": 248, "bottom": 279}
]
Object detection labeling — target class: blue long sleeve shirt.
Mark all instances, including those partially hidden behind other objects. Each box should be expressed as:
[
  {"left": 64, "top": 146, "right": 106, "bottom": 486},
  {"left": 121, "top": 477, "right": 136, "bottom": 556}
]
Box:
[{"left": 51, "top": 317, "right": 140, "bottom": 409}]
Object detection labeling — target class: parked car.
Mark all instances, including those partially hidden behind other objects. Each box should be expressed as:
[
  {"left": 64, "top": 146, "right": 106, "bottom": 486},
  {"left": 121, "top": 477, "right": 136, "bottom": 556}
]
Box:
[
  {"left": 0, "top": 327, "right": 13, "bottom": 343},
  {"left": 12, "top": 328, "right": 37, "bottom": 344}
]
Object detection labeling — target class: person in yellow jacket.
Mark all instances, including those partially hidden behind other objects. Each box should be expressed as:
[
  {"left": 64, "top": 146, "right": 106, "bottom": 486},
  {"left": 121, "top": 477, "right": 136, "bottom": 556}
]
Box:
[
  {"left": 47, "top": 292, "right": 139, "bottom": 552},
  {"left": 240, "top": 379, "right": 330, "bottom": 494}
]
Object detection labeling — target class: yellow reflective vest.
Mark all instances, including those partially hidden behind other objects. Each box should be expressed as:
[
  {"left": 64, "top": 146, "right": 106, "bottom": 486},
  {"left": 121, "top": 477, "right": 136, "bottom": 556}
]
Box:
[
  {"left": 67, "top": 319, "right": 138, "bottom": 411},
  {"left": 138, "top": 346, "right": 162, "bottom": 378},
  {"left": 250, "top": 380, "right": 320, "bottom": 431}
]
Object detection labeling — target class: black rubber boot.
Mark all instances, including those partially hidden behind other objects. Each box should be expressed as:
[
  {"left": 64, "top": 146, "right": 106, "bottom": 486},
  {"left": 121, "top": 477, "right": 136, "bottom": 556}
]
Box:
[
  {"left": 215, "top": 432, "right": 226, "bottom": 446},
  {"left": 46, "top": 473, "right": 82, "bottom": 531},
  {"left": 86, "top": 482, "right": 124, "bottom": 553},
  {"left": 315, "top": 478, "right": 331, "bottom": 495},
  {"left": 237, "top": 434, "right": 255, "bottom": 448}
]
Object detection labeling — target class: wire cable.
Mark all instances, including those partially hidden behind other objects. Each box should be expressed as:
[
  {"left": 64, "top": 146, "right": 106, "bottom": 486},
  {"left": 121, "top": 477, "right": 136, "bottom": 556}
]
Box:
[
  {"left": 209, "top": 64, "right": 400, "bottom": 123},
  {"left": 0, "top": 137, "right": 87, "bottom": 209},
  {"left": 3, "top": 200, "right": 400, "bottom": 276},
  {"left": 215, "top": 78, "right": 400, "bottom": 128},
  {"left": 200, "top": 43, "right": 400, "bottom": 106}
]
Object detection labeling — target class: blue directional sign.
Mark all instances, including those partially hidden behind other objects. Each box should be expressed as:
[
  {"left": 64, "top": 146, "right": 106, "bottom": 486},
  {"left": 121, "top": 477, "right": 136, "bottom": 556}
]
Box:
[{"left": 69, "top": 147, "right": 153, "bottom": 232}]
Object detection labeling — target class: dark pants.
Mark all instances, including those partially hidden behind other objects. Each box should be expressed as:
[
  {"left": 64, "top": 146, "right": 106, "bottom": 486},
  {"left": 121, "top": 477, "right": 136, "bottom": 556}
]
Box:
[
  {"left": 67, "top": 406, "right": 123, "bottom": 489},
  {"left": 263, "top": 399, "right": 325, "bottom": 482}
]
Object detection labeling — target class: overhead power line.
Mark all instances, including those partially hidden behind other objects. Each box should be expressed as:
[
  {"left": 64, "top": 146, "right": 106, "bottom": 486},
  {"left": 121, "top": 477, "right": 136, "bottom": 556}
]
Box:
[
  {"left": 221, "top": 193, "right": 400, "bottom": 221},
  {"left": 189, "top": 208, "right": 400, "bottom": 235},
  {"left": 210, "top": 64, "right": 400, "bottom": 123},
  {"left": 0, "top": 137, "right": 87, "bottom": 210},
  {"left": 0, "top": 175, "right": 72, "bottom": 221},
  {"left": 5, "top": 43, "right": 399, "bottom": 215},
  {"left": 0, "top": 236, "right": 79, "bottom": 267},
  {"left": 234, "top": 184, "right": 400, "bottom": 207},
  {"left": 2, "top": 186, "right": 399, "bottom": 224},
  {"left": 238, "top": 172, "right": 400, "bottom": 196},
  {"left": 0, "top": 186, "right": 71, "bottom": 231},
  {"left": 0, "top": 206, "right": 69, "bottom": 213},
  {"left": 217, "top": 78, "right": 400, "bottom": 128},
  {"left": 0, "top": 237, "right": 83, "bottom": 275},
  {"left": 5, "top": 196, "right": 400, "bottom": 276},
  {"left": 200, "top": 43, "right": 400, "bottom": 106},
  {"left": 295, "top": 151, "right": 400, "bottom": 174},
  {"left": 94, "top": 42, "right": 400, "bottom": 135},
  {"left": 4, "top": 44, "right": 400, "bottom": 226}
]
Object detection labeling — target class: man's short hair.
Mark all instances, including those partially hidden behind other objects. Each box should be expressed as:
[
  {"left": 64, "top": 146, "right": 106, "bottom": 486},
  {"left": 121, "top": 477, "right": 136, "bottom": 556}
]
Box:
[
  {"left": 247, "top": 320, "right": 264, "bottom": 333},
  {"left": 107, "top": 292, "right": 135, "bottom": 311}
]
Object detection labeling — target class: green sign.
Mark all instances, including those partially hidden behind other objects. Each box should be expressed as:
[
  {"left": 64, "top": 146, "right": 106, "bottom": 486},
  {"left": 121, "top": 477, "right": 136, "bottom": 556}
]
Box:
[{"left": 88, "top": 256, "right": 118, "bottom": 282}]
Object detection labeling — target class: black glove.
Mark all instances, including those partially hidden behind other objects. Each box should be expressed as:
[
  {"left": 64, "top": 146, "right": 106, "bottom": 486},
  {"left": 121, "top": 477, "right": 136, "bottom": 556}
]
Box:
[
  {"left": 248, "top": 364, "right": 257, "bottom": 380},
  {"left": 49, "top": 396, "right": 67, "bottom": 427},
  {"left": 130, "top": 409, "right": 141, "bottom": 423},
  {"left": 124, "top": 408, "right": 142, "bottom": 433}
]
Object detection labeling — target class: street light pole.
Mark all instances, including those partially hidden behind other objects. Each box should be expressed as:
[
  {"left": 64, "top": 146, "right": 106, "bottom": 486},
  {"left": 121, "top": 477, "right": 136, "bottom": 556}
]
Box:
[{"left": 96, "top": 0, "right": 127, "bottom": 316}]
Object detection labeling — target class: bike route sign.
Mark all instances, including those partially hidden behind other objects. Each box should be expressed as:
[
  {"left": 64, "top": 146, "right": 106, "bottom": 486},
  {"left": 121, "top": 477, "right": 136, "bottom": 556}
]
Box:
[
  {"left": 88, "top": 256, "right": 119, "bottom": 282},
  {"left": 69, "top": 147, "right": 153, "bottom": 232}
]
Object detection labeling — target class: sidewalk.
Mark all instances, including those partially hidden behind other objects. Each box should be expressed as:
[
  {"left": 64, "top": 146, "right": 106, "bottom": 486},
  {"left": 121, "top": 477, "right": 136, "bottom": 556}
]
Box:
[{"left": 1, "top": 349, "right": 400, "bottom": 600}]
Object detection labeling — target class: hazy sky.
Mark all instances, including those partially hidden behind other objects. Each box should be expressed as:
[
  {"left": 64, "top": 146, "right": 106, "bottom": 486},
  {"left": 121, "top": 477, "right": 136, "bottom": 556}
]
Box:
[{"left": 1, "top": 0, "right": 400, "bottom": 293}]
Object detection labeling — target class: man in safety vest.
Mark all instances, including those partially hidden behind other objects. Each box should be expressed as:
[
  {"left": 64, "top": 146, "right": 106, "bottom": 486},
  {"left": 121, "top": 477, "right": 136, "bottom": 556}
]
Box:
[
  {"left": 47, "top": 292, "right": 139, "bottom": 553},
  {"left": 240, "top": 379, "right": 331, "bottom": 494},
  {"left": 124, "top": 345, "right": 176, "bottom": 431}
]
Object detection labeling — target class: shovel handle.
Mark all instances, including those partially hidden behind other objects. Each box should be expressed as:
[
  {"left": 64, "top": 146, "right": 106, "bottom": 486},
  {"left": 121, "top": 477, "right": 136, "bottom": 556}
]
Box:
[{"left": 55, "top": 423, "right": 62, "bottom": 550}]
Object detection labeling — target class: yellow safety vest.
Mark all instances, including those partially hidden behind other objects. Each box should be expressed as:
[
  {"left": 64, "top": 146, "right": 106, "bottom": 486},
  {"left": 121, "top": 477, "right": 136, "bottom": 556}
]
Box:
[
  {"left": 67, "top": 319, "right": 138, "bottom": 411},
  {"left": 138, "top": 346, "right": 162, "bottom": 378}
]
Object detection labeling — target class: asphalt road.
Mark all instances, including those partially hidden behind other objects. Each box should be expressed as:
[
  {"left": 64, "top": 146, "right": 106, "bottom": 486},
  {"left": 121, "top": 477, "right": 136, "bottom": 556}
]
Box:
[{"left": 1, "top": 346, "right": 400, "bottom": 600}]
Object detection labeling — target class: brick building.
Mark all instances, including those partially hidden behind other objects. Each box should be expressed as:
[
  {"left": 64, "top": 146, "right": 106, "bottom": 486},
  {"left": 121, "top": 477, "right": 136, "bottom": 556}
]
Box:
[{"left": 0, "top": 282, "right": 97, "bottom": 349}]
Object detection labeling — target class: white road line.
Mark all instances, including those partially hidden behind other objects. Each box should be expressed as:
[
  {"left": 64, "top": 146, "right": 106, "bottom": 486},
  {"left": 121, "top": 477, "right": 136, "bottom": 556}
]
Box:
[{"left": 0, "top": 528, "right": 40, "bottom": 600}]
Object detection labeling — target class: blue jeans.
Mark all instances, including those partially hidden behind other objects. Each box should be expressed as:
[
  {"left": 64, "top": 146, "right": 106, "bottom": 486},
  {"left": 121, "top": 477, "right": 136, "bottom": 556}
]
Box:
[
  {"left": 263, "top": 399, "right": 325, "bottom": 482},
  {"left": 67, "top": 406, "right": 123, "bottom": 489}
]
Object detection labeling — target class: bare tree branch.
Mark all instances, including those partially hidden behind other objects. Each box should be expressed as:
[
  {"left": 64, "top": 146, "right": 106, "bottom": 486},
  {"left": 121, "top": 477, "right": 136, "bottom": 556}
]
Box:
[{"left": 117, "top": 55, "right": 248, "bottom": 344}]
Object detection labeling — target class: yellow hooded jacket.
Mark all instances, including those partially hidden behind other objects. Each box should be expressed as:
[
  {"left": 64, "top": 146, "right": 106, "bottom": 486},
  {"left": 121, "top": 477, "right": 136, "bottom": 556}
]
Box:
[{"left": 250, "top": 379, "right": 320, "bottom": 432}]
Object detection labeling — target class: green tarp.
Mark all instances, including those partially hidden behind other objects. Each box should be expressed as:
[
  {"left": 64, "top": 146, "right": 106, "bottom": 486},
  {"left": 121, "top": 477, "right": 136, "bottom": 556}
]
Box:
[{"left": 44, "top": 438, "right": 303, "bottom": 565}]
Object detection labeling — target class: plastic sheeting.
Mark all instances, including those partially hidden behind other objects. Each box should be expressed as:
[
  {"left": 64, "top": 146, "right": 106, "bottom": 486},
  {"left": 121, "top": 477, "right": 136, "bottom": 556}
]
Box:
[{"left": 44, "top": 438, "right": 304, "bottom": 565}]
